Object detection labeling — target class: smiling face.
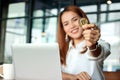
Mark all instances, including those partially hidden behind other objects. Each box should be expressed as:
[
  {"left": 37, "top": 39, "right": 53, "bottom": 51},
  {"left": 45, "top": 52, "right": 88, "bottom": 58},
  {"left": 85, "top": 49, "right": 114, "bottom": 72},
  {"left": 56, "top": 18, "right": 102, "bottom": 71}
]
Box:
[{"left": 61, "top": 11, "right": 83, "bottom": 40}]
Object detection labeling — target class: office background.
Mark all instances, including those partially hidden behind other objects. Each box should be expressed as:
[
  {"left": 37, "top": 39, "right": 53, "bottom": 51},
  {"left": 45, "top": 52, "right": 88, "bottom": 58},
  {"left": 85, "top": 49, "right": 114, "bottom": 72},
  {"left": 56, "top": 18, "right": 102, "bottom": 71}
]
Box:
[{"left": 0, "top": 0, "right": 120, "bottom": 72}]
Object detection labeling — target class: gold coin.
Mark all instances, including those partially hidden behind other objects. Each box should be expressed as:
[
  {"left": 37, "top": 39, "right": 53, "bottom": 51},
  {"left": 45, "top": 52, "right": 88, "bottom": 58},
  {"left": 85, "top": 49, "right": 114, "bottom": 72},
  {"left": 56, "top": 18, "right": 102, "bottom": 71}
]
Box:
[{"left": 79, "top": 18, "right": 88, "bottom": 27}]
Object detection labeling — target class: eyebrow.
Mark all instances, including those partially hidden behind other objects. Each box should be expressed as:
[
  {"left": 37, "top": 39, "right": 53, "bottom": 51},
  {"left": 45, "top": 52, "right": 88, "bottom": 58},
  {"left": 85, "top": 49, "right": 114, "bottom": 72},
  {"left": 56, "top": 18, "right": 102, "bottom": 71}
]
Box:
[
  {"left": 62, "top": 16, "right": 79, "bottom": 24},
  {"left": 71, "top": 16, "right": 78, "bottom": 20}
]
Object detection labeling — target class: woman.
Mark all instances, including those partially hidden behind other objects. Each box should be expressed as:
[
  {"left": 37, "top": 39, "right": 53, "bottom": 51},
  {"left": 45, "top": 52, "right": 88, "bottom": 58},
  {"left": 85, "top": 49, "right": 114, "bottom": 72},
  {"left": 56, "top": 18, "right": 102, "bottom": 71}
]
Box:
[{"left": 57, "top": 5, "right": 111, "bottom": 80}]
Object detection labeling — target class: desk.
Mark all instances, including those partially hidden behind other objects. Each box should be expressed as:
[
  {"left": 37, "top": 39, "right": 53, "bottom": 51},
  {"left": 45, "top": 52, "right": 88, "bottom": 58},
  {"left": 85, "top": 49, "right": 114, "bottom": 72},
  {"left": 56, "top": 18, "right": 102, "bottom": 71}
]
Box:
[{"left": 104, "top": 71, "right": 120, "bottom": 80}]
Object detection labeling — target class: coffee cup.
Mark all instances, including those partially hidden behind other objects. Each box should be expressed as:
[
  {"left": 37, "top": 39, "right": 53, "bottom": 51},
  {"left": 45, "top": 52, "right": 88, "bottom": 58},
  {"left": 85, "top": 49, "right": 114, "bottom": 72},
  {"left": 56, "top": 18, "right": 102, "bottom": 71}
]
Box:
[{"left": 0, "top": 64, "right": 14, "bottom": 79}]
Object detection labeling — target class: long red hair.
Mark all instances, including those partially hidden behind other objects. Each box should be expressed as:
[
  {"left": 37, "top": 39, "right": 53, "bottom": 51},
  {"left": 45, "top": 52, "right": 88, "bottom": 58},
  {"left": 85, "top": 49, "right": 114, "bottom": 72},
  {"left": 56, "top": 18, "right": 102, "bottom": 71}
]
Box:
[{"left": 57, "top": 5, "right": 90, "bottom": 65}]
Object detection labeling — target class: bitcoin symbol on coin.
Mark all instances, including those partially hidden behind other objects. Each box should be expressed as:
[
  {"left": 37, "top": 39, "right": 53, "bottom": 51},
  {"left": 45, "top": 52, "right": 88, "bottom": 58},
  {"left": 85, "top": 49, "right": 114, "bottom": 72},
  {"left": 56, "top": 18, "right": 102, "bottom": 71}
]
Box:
[{"left": 79, "top": 18, "right": 88, "bottom": 26}]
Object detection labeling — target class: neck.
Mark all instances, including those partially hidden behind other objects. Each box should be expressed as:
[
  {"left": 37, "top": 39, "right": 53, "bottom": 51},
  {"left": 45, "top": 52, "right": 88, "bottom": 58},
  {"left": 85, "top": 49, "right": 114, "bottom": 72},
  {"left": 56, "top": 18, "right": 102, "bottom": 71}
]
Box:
[{"left": 73, "top": 37, "right": 84, "bottom": 47}]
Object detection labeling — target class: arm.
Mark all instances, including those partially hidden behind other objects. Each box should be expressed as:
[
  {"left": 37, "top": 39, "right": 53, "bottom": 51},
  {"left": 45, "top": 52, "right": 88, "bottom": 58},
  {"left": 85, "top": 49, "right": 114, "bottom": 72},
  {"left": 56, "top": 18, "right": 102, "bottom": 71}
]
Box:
[
  {"left": 83, "top": 24, "right": 111, "bottom": 59},
  {"left": 62, "top": 72, "right": 78, "bottom": 80},
  {"left": 62, "top": 72, "right": 91, "bottom": 80},
  {"left": 88, "top": 42, "right": 101, "bottom": 57},
  {"left": 82, "top": 24, "right": 101, "bottom": 57},
  {"left": 76, "top": 72, "right": 91, "bottom": 80}
]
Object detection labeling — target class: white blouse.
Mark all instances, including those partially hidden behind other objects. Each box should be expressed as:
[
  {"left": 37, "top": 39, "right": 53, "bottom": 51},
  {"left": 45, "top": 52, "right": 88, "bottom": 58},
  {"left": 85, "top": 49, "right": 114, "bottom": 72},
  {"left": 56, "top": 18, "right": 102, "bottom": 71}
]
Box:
[{"left": 61, "top": 39, "right": 111, "bottom": 80}]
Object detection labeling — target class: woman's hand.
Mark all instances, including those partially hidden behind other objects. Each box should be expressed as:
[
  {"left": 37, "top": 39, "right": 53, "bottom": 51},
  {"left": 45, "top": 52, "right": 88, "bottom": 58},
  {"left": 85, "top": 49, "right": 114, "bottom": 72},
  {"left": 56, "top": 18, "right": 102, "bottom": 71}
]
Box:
[
  {"left": 82, "top": 23, "right": 100, "bottom": 47},
  {"left": 81, "top": 23, "right": 101, "bottom": 57},
  {"left": 76, "top": 72, "right": 91, "bottom": 80}
]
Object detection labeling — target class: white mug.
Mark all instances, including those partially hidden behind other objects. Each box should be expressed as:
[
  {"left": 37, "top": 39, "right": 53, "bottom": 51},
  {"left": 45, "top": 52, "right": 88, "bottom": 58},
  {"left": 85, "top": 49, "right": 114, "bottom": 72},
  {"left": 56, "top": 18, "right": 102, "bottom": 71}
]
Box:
[{"left": 0, "top": 64, "right": 15, "bottom": 79}]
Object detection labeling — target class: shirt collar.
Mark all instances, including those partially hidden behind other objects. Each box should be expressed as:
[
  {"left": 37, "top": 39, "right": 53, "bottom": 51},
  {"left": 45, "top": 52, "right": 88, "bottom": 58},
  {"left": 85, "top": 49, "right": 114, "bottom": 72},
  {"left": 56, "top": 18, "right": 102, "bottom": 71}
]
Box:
[
  {"left": 69, "top": 40, "right": 73, "bottom": 49},
  {"left": 68, "top": 40, "right": 86, "bottom": 50}
]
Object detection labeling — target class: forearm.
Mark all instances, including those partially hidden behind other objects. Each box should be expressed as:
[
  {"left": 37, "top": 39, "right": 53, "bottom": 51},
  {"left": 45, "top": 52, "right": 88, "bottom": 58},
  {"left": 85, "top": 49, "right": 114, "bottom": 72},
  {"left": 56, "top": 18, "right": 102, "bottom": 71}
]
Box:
[
  {"left": 62, "top": 72, "right": 77, "bottom": 80},
  {"left": 89, "top": 43, "right": 101, "bottom": 57}
]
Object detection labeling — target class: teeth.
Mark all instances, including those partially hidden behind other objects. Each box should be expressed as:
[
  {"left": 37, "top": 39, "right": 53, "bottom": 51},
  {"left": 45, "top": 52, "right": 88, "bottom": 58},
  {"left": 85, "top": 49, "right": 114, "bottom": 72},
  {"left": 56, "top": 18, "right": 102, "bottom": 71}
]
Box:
[{"left": 71, "top": 29, "right": 78, "bottom": 33}]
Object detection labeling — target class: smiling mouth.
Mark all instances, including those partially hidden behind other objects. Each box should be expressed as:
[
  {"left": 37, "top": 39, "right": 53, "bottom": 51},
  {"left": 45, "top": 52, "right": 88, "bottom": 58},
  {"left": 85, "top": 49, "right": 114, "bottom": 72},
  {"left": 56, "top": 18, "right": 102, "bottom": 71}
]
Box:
[{"left": 71, "top": 28, "right": 79, "bottom": 34}]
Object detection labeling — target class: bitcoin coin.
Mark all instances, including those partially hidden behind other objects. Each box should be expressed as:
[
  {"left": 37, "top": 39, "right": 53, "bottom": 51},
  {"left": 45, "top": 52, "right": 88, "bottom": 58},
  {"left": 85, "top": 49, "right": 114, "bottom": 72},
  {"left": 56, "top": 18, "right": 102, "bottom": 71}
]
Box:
[{"left": 79, "top": 18, "right": 88, "bottom": 27}]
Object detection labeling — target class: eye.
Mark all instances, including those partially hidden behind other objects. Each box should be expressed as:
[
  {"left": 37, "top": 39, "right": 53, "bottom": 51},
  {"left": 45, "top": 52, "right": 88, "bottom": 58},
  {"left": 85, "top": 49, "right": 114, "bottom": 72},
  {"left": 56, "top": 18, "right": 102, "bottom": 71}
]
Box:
[
  {"left": 63, "top": 22, "right": 68, "bottom": 26},
  {"left": 73, "top": 17, "right": 78, "bottom": 21}
]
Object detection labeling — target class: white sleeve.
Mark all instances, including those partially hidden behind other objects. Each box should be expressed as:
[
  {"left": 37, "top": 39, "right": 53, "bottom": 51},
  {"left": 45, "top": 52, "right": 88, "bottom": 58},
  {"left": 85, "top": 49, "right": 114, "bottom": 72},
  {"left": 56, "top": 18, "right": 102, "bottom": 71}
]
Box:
[{"left": 86, "top": 39, "right": 111, "bottom": 61}]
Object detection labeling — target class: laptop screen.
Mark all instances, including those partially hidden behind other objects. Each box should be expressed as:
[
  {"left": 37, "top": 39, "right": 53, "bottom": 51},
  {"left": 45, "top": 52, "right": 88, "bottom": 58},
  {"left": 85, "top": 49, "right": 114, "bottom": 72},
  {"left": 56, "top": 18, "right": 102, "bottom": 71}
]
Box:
[{"left": 11, "top": 43, "right": 62, "bottom": 80}]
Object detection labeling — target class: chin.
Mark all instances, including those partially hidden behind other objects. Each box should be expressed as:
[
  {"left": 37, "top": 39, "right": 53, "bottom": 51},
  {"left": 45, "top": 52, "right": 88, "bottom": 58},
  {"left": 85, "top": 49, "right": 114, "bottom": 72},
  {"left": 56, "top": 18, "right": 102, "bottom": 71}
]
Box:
[
  {"left": 72, "top": 36, "right": 80, "bottom": 39},
  {"left": 70, "top": 33, "right": 82, "bottom": 39},
  {"left": 74, "top": 34, "right": 82, "bottom": 38}
]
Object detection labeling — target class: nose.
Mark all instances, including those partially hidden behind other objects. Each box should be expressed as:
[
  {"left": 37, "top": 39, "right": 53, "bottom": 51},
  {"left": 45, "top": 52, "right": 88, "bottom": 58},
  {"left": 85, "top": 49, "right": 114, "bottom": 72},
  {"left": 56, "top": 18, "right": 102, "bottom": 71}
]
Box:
[{"left": 69, "top": 22, "right": 75, "bottom": 28}]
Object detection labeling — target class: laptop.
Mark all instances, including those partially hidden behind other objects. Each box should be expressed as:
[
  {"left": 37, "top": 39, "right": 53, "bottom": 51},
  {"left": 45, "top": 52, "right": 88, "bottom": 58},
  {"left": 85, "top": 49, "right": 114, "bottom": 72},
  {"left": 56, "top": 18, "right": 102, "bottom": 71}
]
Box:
[{"left": 11, "top": 43, "right": 62, "bottom": 80}]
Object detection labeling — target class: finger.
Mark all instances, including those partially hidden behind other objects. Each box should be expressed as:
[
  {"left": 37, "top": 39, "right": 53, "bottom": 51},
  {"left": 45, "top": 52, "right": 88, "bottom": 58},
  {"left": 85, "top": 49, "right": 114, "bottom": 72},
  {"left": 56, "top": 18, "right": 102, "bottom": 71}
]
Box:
[
  {"left": 76, "top": 75, "right": 82, "bottom": 80},
  {"left": 82, "top": 28, "right": 100, "bottom": 47},
  {"left": 92, "top": 30, "right": 100, "bottom": 36},
  {"left": 82, "top": 24, "right": 96, "bottom": 30},
  {"left": 83, "top": 29, "right": 99, "bottom": 36},
  {"left": 84, "top": 34, "right": 93, "bottom": 40},
  {"left": 77, "top": 72, "right": 91, "bottom": 80},
  {"left": 90, "top": 30, "right": 101, "bottom": 42},
  {"left": 83, "top": 35, "right": 95, "bottom": 44},
  {"left": 84, "top": 72, "right": 91, "bottom": 80},
  {"left": 80, "top": 72, "right": 91, "bottom": 80},
  {"left": 83, "top": 30, "right": 100, "bottom": 42},
  {"left": 83, "top": 36, "right": 94, "bottom": 47}
]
